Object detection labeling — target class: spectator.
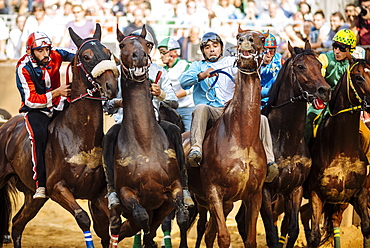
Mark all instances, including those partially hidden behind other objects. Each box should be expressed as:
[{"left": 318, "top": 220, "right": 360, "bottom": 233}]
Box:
[
  {"left": 344, "top": 3, "right": 358, "bottom": 27},
  {"left": 0, "top": 0, "right": 9, "bottom": 14},
  {"left": 280, "top": 0, "right": 297, "bottom": 18},
  {"left": 310, "top": 9, "right": 330, "bottom": 49},
  {"left": 178, "top": 25, "right": 203, "bottom": 62},
  {"left": 6, "top": 14, "right": 27, "bottom": 60},
  {"left": 322, "top": 12, "right": 349, "bottom": 49},
  {"left": 243, "top": 0, "right": 259, "bottom": 26},
  {"left": 123, "top": 7, "right": 158, "bottom": 47},
  {"left": 0, "top": 17, "right": 8, "bottom": 60},
  {"left": 302, "top": 19, "right": 315, "bottom": 43},
  {"left": 59, "top": 4, "right": 95, "bottom": 50},
  {"left": 279, "top": 24, "right": 305, "bottom": 59},
  {"left": 297, "top": 1, "right": 312, "bottom": 21},
  {"left": 158, "top": 37, "right": 194, "bottom": 131},
  {"left": 354, "top": 0, "right": 370, "bottom": 45},
  {"left": 112, "top": 0, "right": 128, "bottom": 17},
  {"left": 258, "top": 1, "right": 289, "bottom": 30},
  {"left": 177, "top": 0, "right": 209, "bottom": 30},
  {"left": 21, "top": 1, "right": 56, "bottom": 54}
]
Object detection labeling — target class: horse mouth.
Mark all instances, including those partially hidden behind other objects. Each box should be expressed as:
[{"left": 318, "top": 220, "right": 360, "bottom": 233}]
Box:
[
  {"left": 239, "top": 49, "right": 257, "bottom": 59},
  {"left": 132, "top": 67, "right": 147, "bottom": 77}
]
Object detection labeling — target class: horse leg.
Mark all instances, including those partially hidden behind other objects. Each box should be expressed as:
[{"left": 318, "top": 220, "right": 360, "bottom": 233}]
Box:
[
  {"left": 300, "top": 202, "right": 312, "bottom": 245},
  {"left": 207, "top": 192, "right": 230, "bottom": 248},
  {"left": 119, "top": 187, "right": 155, "bottom": 248},
  {"left": 173, "top": 188, "right": 189, "bottom": 248},
  {"left": 351, "top": 188, "right": 370, "bottom": 247},
  {"left": 50, "top": 182, "right": 95, "bottom": 248},
  {"left": 243, "top": 191, "right": 263, "bottom": 248},
  {"left": 88, "top": 196, "right": 110, "bottom": 248},
  {"left": 308, "top": 191, "right": 323, "bottom": 248},
  {"left": 235, "top": 203, "right": 246, "bottom": 241},
  {"left": 195, "top": 204, "right": 207, "bottom": 248},
  {"left": 161, "top": 210, "right": 175, "bottom": 248},
  {"left": 284, "top": 187, "right": 303, "bottom": 248},
  {"left": 11, "top": 192, "right": 47, "bottom": 248},
  {"left": 331, "top": 203, "right": 347, "bottom": 248},
  {"left": 260, "top": 188, "right": 278, "bottom": 248}
]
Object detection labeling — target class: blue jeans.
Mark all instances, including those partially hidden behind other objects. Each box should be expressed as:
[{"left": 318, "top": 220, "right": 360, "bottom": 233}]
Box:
[{"left": 176, "top": 106, "right": 194, "bottom": 132}]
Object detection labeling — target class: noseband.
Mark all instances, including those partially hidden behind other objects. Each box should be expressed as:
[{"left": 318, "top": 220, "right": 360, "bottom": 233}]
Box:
[{"left": 69, "top": 39, "right": 119, "bottom": 103}]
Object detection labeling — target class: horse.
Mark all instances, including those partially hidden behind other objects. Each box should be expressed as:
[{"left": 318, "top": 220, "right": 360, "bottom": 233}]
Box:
[
  {"left": 234, "top": 41, "right": 331, "bottom": 248},
  {"left": 0, "top": 23, "right": 119, "bottom": 248},
  {"left": 184, "top": 27, "right": 268, "bottom": 248},
  {"left": 306, "top": 57, "right": 370, "bottom": 247},
  {"left": 107, "top": 26, "right": 189, "bottom": 248}
]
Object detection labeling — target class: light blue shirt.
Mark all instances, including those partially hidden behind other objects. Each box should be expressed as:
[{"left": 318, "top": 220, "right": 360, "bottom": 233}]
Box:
[{"left": 179, "top": 56, "right": 237, "bottom": 107}]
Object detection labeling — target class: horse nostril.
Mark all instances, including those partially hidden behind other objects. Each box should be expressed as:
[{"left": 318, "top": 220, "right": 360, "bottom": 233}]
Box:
[{"left": 318, "top": 86, "right": 331, "bottom": 101}]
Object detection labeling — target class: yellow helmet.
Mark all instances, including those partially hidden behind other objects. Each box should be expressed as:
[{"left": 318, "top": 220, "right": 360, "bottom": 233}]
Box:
[{"left": 333, "top": 29, "right": 357, "bottom": 53}]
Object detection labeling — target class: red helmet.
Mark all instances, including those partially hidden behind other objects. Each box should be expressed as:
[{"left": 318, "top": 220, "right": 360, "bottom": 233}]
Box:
[{"left": 26, "top": 31, "right": 52, "bottom": 52}]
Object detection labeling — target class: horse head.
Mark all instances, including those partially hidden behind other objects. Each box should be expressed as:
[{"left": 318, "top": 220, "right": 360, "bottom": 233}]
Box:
[
  {"left": 286, "top": 41, "right": 331, "bottom": 103},
  {"left": 236, "top": 26, "right": 268, "bottom": 72},
  {"left": 69, "top": 23, "right": 119, "bottom": 100},
  {"left": 116, "top": 25, "right": 151, "bottom": 82},
  {"left": 346, "top": 58, "right": 370, "bottom": 110}
]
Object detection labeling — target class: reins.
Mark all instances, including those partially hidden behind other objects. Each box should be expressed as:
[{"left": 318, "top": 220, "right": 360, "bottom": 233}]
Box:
[{"left": 271, "top": 53, "right": 315, "bottom": 109}]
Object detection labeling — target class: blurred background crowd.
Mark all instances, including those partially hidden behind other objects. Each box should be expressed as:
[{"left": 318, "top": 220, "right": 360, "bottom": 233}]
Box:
[{"left": 0, "top": 0, "right": 367, "bottom": 62}]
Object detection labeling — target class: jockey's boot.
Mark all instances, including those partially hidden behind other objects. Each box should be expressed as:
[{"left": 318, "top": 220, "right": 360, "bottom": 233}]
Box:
[
  {"left": 33, "top": 187, "right": 47, "bottom": 199},
  {"left": 107, "top": 192, "right": 120, "bottom": 210},
  {"left": 265, "top": 162, "right": 279, "bottom": 183},
  {"left": 188, "top": 149, "right": 202, "bottom": 167}
]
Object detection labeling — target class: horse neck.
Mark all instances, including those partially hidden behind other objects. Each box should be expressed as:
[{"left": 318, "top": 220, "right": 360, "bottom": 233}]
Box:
[
  {"left": 65, "top": 77, "right": 104, "bottom": 143},
  {"left": 224, "top": 71, "right": 261, "bottom": 137},
  {"left": 325, "top": 74, "right": 361, "bottom": 143},
  {"left": 269, "top": 73, "right": 308, "bottom": 148},
  {"left": 121, "top": 77, "right": 160, "bottom": 145}
]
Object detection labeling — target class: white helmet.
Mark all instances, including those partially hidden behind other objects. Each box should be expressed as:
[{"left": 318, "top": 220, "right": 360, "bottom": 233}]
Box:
[{"left": 130, "top": 29, "right": 154, "bottom": 45}]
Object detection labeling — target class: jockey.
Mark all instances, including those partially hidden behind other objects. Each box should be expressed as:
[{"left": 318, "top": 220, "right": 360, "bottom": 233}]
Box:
[
  {"left": 305, "top": 29, "right": 370, "bottom": 161},
  {"left": 103, "top": 30, "right": 194, "bottom": 210},
  {"left": 179, "top": 31, "right": 279, "bottom": 183},
  {"left": 16, "top": 31, "right": 74, "bottom": 199},
  {"left": 260, "top": 33, "right": 283, "bottom": 108},
  {"left": 158, "top": 37, "right": 194, "bottom": 132}
]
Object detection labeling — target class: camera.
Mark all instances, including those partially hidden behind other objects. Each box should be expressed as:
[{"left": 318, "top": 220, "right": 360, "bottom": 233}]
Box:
[{"left": 360, "top": 6, "right": 369, "bottom": 16}]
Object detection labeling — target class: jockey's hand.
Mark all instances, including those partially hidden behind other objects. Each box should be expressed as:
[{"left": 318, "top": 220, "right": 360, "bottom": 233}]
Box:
[
  {"left": 52, "top": 84, "right": 71, "bottom": 99},
  {"left": 313, "top": 98, "right": 325, "bottom": 110},
  {"left": 198, "top": 68, "right": 218, "bottom": 81},
  {"left": 150, "top": 83, "right": 161, "bottom": 97}
]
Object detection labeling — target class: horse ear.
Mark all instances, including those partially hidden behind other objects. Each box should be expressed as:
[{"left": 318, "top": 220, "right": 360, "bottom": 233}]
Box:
[
  {"left": 365, "top": 48, "right": 370, "bottom": 61},
  {"left": 140, "top": 24, "right": 147, "bottom": 39},
  {"left": 263, "top": 30, "right": 269, "bottom": 39},
  {"left": 304, "top": 40, "right": 311, "bottom": 51},
  {"left": 288, "top": 41, "right": 295, "bottom": 56},
  {"left": 116, "top": 24, "right": 125, "bottom": 42},
  {"left": 69, "top": 27, "right": 84, "bottom": 48},
  {"left": 93, "top": 23, "right": 102, "bottom": 41},
  {"left": 238, "top": 25, "right": 243, "bottom": 34}
]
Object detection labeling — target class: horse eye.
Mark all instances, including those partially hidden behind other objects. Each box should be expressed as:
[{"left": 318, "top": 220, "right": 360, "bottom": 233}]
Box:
[
  {"left": 83, "top": 55, "right": 90, "bottom": 61},
  {"left": 355, "top": 75, "right": 364, "bottom": 82},
  {"left": 297, "top": 64, "right": 305, "bottom": 70},
  {"left": 119, "top": 43, "right": 124, "bottom": 49}
]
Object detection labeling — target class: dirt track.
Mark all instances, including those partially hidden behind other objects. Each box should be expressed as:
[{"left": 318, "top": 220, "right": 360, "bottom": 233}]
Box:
[{"left": 2, "top": 196, "right": 364, "bottom": 248}]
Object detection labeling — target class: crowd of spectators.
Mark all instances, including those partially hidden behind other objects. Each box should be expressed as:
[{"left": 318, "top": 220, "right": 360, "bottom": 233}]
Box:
[{"left": 0, "top": 0, "right": 369, "bottom": 61}]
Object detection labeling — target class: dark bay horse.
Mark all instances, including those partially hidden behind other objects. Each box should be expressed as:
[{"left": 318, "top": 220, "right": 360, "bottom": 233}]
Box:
[
  {"left": 0, "top": 23, "right": 118, "bottom": 248},
  {"left": 236, "top": 41, "right": 331, "bottom": 248},
  {"left": 307, "top": 58, "right": 370, "bottom": 247},
  {"left": 108, "top": 26, "right": 188, "bottom": 248},
  {"left": 186, "top": 27, "right": 268, "bottom": 248}
]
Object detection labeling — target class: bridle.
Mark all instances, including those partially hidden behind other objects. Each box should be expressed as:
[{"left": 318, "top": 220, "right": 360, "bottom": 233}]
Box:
[
  {"left": 68, "top": 39, "right": 118, "bottom": 103},
  {"left": 271, "top": 53, "right": 316, "bottom": 109},
  {"left": 119, "top": 35, "right": 151, "bottom": 82}
]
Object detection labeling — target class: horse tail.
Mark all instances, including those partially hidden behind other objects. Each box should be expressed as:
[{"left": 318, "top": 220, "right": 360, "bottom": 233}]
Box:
[
  {"left": 0, "top": 178, "right": 17, "bottom": 247},
  {"left": 319, "top": 203, "right": 340, "bottom": 246}
]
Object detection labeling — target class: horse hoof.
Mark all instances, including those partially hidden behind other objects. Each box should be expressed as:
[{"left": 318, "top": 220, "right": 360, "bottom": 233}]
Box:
[
  {"left": 183, "top": 190, "right": 194, "bottom": 207},
  {"left": 188, "top": 150, "right": 202, "bottom": 167}
]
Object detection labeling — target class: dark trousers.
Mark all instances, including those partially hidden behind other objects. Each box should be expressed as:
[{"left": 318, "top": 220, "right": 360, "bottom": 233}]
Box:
[
  {"left": 103, "top": 120, "right": 187, "bottom": 192},
  {"left": 25, "top": 111, "right": 52, "bottom": 188}
]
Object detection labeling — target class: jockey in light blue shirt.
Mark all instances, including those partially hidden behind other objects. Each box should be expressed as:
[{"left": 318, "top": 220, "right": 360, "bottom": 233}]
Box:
[{"left": 260, "top": 33, "right": 283, "bottom": 108}]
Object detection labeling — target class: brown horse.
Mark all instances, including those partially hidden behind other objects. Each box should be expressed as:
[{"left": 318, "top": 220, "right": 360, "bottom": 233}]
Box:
[
  {"left": 235, "top": 41, "right": 331, "bottom": 248},
  {"left": 307, "top": 58, "right": 370, "bottom": 247},
  {"left": 185, "top": 27, "right": 268, "bottom": 248},
  {"left": 0, "top": 23, "right": 118, "bottom": 248},
  {"left": 108, "top": 26, "right": 188, "bottom": 248}
]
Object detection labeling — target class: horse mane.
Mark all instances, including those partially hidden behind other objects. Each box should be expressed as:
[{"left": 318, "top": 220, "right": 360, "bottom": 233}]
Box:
[{"left": 262, "top": 47, "right": 317, "bottom": 115}]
